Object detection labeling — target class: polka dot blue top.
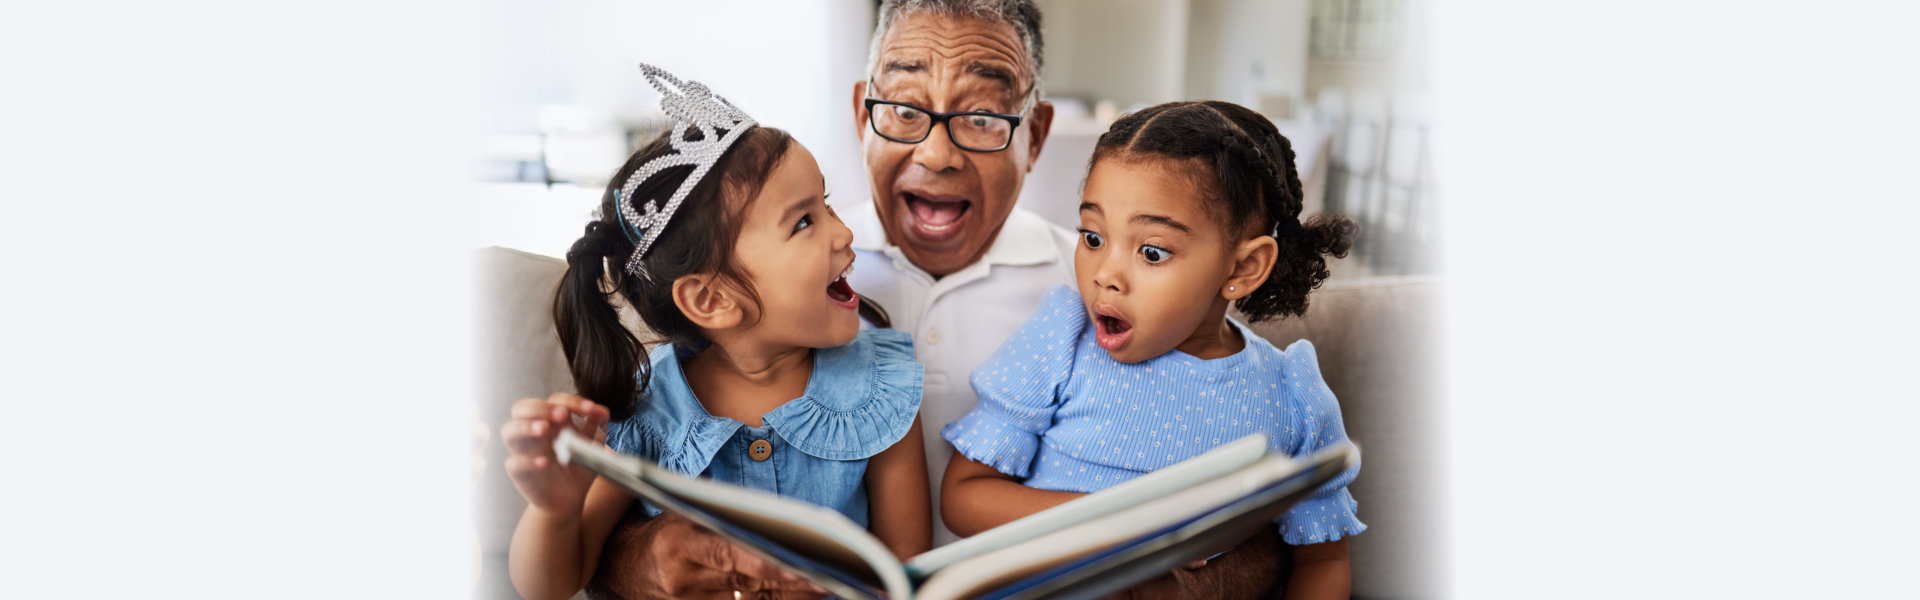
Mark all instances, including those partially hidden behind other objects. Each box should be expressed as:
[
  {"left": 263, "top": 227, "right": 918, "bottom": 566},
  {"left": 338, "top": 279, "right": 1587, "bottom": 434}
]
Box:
[{"left": 942, "top": 285, "right": 1366, "bottom": 545}]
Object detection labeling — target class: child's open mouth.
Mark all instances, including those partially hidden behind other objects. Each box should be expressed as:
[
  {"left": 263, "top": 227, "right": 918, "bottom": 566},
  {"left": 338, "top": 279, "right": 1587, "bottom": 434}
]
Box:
[
  {"left": 1093, "top": 310, "right": 1133, "bottom": 351},
  {"left": 826, "top": 260, "right": 857, "bottom": 308}
]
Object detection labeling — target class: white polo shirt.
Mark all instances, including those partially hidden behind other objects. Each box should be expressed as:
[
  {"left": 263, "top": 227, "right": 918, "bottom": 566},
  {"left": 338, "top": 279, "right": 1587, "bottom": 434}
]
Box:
[{"left": 842, "top": 200, "right": 1078, "bottom": 545}]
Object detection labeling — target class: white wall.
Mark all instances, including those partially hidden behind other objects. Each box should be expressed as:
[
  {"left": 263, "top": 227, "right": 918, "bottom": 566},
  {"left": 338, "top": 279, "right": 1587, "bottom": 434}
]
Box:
[
  {"left": 1184, "top": 0, "right": 1312, "bottom": 114},
  {"left": 483, "top": 0, "right": 873, "bottom": 195},
  {"left": 1037, "top": 0, "right": 1191, "bottom": 109},
  {"left": 1304, "top": 0, "right": 1430, "bottom": 99}
]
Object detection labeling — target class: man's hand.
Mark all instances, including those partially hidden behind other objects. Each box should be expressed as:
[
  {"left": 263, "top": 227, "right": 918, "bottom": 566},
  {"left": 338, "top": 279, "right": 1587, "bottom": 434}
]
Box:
[
  {"left": 1099, "top": 528, "right": 1288, "bottom": 600},
  {"left": 590, "top": 511, "right": 830, "bottom": 600}
]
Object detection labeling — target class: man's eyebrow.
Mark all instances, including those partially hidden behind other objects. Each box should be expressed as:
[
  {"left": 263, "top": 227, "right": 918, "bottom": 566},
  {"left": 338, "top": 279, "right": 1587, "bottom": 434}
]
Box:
[
  {"left": 1131, "top": 213, "right": 1192, "bottom": 234},
  {"left": 882, "top": 59, "right": 926, "bottom": 74},
  {"left": 1078, "top": 202, "right": 1103, "bottom": 215},
  {"left": 965, "top": 62, "right": 1017, "bottom": 93}
]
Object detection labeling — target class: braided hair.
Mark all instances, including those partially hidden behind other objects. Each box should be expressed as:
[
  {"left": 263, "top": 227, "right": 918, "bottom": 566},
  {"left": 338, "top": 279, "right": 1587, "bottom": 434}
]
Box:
[{"left": 1089, "top": 100, "right": 1357, "bottom": 322}]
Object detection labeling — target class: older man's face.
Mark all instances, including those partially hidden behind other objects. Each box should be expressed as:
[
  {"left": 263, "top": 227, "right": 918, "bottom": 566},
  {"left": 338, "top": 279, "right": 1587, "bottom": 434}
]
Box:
[{"left": 854, "top": 13, "right": 1053, "bottom": 277}]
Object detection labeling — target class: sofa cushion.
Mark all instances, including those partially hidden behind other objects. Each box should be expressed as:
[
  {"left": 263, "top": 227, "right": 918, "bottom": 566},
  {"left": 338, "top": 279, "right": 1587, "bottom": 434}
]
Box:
[
  {"left": 1239, "top": 276, "right": 1441, "bottom": 599},
  {"left": 473, "top": 247, "right": 575, "bottom": 599}
]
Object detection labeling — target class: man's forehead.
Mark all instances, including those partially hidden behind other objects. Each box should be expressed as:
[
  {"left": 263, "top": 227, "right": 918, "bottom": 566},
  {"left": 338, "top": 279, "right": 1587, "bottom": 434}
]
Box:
[{"left": 876, "top": 14, "right": 1029, "bottom": 92}]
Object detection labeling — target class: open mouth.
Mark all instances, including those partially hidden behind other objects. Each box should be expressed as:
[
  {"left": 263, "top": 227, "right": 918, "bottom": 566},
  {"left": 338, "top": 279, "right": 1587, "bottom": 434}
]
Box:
[
  {"left": 826, "top": 260, "right": 857, "bottom": 308},
  {"left": 1092, "top": 309, "right": 1134, "bottom": 351},
  {"left": 902, "top": 192, "right": 970, "bottom": 240}
]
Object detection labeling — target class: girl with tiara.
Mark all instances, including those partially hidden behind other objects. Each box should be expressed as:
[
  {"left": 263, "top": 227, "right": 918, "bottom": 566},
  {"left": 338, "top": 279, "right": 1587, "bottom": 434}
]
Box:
[
  {"left": 501, "top": 65, "right": 930, "bottom": 600},
  {"left": 940, "top": 100, "right": 1365, "bottom": 598}
]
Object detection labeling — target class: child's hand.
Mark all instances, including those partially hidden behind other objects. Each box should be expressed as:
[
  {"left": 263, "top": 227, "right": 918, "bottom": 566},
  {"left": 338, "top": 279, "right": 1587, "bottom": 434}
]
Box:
[{"left": 501, "top": 393, "right": 611, "bottom": 515}]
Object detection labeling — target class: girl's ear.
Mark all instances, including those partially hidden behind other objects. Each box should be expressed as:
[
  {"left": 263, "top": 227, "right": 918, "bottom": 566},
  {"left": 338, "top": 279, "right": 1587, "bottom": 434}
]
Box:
[
  {"left": 671, "top": 273, "right": 744, "bottom": 331},
  {"left": 1223, "top": 235, "right": 1278, "bottom": 301}
]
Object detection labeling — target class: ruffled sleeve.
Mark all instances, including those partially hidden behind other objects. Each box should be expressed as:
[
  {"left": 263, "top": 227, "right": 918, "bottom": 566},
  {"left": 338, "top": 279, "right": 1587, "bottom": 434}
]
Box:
[
  {"left": 763, "top": 328, "right": 924, "bottom": 461},
  {"left": 1270, "top": 339, "right": 1368, "bottom": 544},
  {"left": 942, "top": 285, "right": 1085, "bottom": 478},
  {"left": 603, "top": 343, "right": 741, "bottom": 477}
]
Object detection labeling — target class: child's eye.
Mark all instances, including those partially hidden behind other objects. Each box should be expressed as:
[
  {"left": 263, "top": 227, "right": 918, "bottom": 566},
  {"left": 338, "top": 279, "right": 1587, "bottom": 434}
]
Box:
[
  {"left": 1078, "top": 229, "right": 1104, "bottom": 249},
  {"left": 1139, "top": 245, "right": 1171, "bottom": 264},
  {"left": 793, "top": 214, "right": 813, "bottom": 234}
]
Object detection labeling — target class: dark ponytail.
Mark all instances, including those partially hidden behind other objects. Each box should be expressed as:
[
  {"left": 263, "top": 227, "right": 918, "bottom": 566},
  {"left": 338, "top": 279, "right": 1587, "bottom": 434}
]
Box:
[
  {"left": 553, "top": 221, "right": 645, "bottom": 421},
  {"left": 1090, "top": 100, "right": 1357, "bottom": 323}
]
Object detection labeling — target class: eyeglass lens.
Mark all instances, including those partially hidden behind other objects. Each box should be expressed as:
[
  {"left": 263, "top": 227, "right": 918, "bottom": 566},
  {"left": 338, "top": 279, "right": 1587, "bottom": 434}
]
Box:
[{"left": 871, "top": 104, "right": 1014, "bottom": 151}]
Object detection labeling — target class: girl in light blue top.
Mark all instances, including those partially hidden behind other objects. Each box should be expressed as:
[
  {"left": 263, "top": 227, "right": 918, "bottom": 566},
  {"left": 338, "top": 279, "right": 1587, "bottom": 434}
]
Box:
[
  {"left": 942, "top": 100, "right": 1364, "bottom": 599},
  {"left": 499, "top": 65, "right": 928, "bottom": 600}
]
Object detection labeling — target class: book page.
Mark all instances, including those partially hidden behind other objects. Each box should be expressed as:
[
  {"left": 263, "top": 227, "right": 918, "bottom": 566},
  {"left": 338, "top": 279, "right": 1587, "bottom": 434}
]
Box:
[
  {"left": 554, "top": 430, "right": 912, "bottom": 600},
  {"left": 915, "top": 442, "right": 1356, "bottom": 600},
  {"left": 903, "top": 432, "right": 1272, "bottom": 578}
]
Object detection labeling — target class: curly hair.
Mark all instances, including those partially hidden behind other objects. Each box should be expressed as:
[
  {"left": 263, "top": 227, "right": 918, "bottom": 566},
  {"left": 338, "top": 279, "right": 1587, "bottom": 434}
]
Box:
[{"left": 1090, "top": 100, "right": 1357, "bottom": 323}]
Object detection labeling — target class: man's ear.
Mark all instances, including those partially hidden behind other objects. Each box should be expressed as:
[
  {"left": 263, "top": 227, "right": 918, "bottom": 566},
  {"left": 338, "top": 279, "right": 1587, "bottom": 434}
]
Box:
[
  {"left": 1025, "top": 99, "right": 1054, "bottom": 171},
  {"left": 1223, "top": 236, "right": 1278, "bottom": 301},
  {"left": 852, "top": 80, "right": 870, "bottom": 143},
  {"left": 671, "top": 273, "right": 744, "bottom": 331}
]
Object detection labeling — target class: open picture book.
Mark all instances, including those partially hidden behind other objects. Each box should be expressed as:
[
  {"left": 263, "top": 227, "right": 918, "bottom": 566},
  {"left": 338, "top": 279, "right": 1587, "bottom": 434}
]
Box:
[{"left": 554, "top": 429, "right": 1356, "bottom": 600}]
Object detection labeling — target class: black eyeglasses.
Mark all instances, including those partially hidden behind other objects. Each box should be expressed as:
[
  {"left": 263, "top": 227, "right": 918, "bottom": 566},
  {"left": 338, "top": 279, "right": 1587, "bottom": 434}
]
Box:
[{"left": 863, "top": 84, "right": 1036, "bottom": 152}]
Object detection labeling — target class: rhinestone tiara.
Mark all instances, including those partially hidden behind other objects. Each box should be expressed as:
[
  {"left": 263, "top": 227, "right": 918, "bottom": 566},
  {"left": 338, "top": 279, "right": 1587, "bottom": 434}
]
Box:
[{"left": 616, "top": 63, "right": 759, "bottom": 276}]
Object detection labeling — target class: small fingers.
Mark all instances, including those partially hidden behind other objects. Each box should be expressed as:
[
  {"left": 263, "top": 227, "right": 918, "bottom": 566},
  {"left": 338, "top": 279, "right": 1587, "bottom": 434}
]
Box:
[
  {"left": 541, "top": 393, "right": 611, "bottom": 432},
  {"left": 510, "top": 397, "right": 561, "bottom": 420},
  {"left": 501, "top": 417, "right": 554, "bottom": 455},
  {"left": 502, "top": 453, "right": 554, "bottom": 481}
]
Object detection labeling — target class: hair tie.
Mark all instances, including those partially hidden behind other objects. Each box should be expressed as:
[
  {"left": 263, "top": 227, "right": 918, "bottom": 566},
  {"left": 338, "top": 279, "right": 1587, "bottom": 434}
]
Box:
[{"left": 567, "top": 221, "right": 622, "bottom": 261}]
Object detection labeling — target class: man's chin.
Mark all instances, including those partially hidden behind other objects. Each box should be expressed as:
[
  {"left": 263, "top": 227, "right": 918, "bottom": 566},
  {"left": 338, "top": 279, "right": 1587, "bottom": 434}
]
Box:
[{"left": 891, "top": 233, "right": 986, "bottom": 277}]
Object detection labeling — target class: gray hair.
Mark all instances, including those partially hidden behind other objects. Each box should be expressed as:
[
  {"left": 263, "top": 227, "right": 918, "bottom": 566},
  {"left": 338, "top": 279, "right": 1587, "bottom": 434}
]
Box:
[{"left": 866, "top": 0, "right": 1045, "bottom": 97}]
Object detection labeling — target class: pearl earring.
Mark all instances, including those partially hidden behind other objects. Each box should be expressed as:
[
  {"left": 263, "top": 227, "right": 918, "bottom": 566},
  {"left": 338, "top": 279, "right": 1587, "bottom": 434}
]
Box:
[{"left": 1229, "top": 286, "right": 1236, "bottom": 292}]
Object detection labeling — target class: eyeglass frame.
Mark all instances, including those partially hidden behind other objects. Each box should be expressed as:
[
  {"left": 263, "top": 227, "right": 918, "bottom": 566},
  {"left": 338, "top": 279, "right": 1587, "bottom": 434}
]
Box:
[{"left": 862, "top": 79, "right": 1039, "bottom": 153}]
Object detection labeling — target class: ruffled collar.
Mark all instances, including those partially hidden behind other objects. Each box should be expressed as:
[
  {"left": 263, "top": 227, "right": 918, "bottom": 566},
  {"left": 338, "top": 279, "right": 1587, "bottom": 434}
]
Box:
[{"left": 618, "top": 329, "right": 924, "bottom": 474}]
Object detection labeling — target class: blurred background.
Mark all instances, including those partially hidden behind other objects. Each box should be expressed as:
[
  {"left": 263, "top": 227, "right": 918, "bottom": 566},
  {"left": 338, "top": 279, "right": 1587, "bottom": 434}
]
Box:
[
  {"left": 469, "top": 2, "right": 1437, "bottom": 599},
  {"left": 472, "top": 0, "right": 1435, "bottom": 278},
  {"left": 10, "top": 2, "right": 1917, "bottom": 599}
]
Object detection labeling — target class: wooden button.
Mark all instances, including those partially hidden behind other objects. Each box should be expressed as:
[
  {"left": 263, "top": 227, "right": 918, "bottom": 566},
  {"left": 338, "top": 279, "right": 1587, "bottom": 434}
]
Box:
[{"left": 748, "top": 439, "right": 772, "bottom": 462}]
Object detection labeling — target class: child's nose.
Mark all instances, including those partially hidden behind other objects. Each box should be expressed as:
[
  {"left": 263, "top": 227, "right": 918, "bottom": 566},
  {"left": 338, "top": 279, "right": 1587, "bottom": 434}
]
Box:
[
  {"left": 1091, "top": 251, "right": 1125, "bottom": 293},
  {"left": 827, "top": 206, "right": 853, "bottom": 250}
]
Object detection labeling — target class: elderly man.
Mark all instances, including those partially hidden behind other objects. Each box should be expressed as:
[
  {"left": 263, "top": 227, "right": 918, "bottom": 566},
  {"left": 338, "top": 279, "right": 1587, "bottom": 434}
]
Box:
[{"left": 588, "top": 2, "right": 1284, "bottom": 598}]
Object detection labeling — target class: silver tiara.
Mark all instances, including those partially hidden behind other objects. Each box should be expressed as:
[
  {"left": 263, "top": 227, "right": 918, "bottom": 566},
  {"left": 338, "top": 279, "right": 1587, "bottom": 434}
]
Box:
[{"left": 616, "top": 63, "right": 758, "bottom": 276}]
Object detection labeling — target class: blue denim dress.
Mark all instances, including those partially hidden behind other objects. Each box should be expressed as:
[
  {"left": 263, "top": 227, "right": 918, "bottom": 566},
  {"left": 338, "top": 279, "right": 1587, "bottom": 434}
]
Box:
[{"left": 605, "top": 328, "right": 923, "bottom": 526}]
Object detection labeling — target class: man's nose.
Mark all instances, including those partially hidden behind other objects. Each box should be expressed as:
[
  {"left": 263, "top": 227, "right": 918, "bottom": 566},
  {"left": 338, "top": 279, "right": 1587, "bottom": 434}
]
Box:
[{"left": 912, "top": 122, "right": 965, "bottom": 172}]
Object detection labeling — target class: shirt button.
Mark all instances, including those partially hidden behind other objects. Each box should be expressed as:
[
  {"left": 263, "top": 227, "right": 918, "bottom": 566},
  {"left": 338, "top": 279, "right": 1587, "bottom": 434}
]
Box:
[
  {"left": 748, "top": 439, "right": 772, "bottom": 462},
  {"left": 925, "top": 329, "right": 941, "bottom": 345}
]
